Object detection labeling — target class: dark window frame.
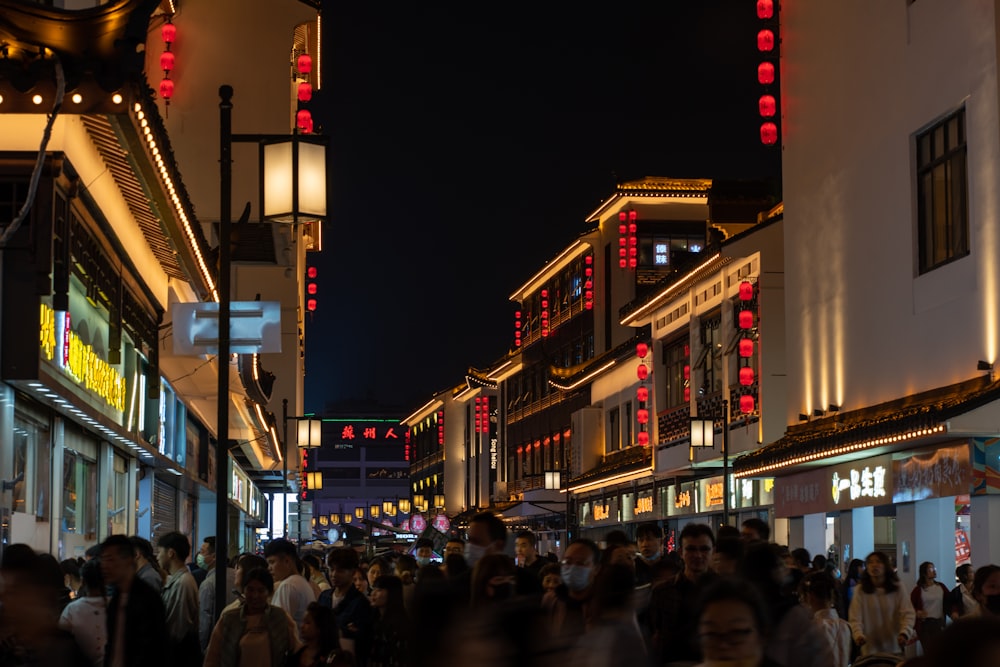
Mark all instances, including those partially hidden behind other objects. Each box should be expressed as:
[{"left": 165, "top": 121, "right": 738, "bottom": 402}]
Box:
[{"left": 916, "top": 107, "right": 969, "bottom": 274}]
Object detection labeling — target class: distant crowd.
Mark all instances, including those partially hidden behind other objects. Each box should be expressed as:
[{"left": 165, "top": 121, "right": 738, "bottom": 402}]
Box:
[{"left": 1, "top": 515, "right": 999, "bottom": 667}]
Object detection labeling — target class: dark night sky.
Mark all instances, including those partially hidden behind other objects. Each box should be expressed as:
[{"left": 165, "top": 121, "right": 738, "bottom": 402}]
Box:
[{"left": 305, "top": 2, "right": 781, "bottom": 413}]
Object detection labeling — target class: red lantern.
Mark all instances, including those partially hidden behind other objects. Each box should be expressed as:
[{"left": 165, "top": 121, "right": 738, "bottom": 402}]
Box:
[
  {"left": 620, "top": 259, "right": 627, "bottom": 269},
  {"left": 683, "top": 365, "right": 690, "bottom": 380},
  {"left": 739, "top": 366, "right": 755, "bottom": 386},
  {"left": 161, "top": 21, "right": 176, "bottom": 44},
  {"left": 739, "top": 338, "right": 754, "bottom": 358},
  {"left": 739, "top": 280, "right": 754, "bottom": 301},
  {"left": 585, "top": 255, "right": 592, "bottom": 265},
  {"left": 684, "top": 387, "right": 691, "bottom": 402},
  {"left": 760, "top": 122, "right": 778, "bottom": 145},
  {"left": 298, "top": 82, "right": 312, "bottom": 102},
  {"left": 307, "top": 298, "right": 317, "bottom": 311},
  {"left": 637, "top": 409, "right": 649, "bottom": 425},
  {"left": 757, "top": 29, "right": 775, "bottom": 52},
  {"left": 619, "top": 224, "right": 627, "bottom": 235},
  {"left": 297, "top": 53, "right": 312, "bottom": 74},
  {"left": 637, "top": 364, "right": 648, "bottom": 381},
  {"left": 739, "top": 309, "right": 754, "bottom": 329},
  {"left": 758, "top": 62, "right": 775, "bottom": 85},
  {"left": 638, "top": 431, "right": 650, "bottom": 446},
  {"left": 637, "top": 386, "right": 649, "bottom": 403},
  {"left": 636, "top": 342, "right": 648, "bottom": 359},
  {"left": 160, "top": 51, "right": 175, "bottom": 72},
  {"left": 756, "top": 0, "right": 774, "bottom": 19},
  {"left": 159, "top": 78, "right": 174, "bottom": 100},
  {"left": 629, "top": 257, "right": 637, "bottom": 269},
  {"left": 307, "top": 283, "right": 318, "bottom": 295},
  {"left": 618, "top": 211, "right": 626, "bottom": 222},
  {"left": 740, "top": 395, "right": 755, "bottom": 414},
  {"left": 296, "top": 109, "right": 312, "bottom": 131},
  {"left": 759, "top": 95, "right": 776, "bottom": 118}
]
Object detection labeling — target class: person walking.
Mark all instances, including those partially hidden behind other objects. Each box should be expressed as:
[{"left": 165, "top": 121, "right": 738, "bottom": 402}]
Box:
[
  {"left": 848, "top": 551, "right": 915, "bottom": 659},
  {"left": 100, "top": 534, "right": 168, "bottom": 667},
  {"left": 266, "top": 539, "right": 317, "bottom": 642},
  {"left": 971, "top": 563, "right": 1000, "bottom": 616},
  {"left": 910, "top": 561, "right": 950, "bottom": 655},
  {"left": 947, "top": 563, "right": 978, "bottom": 620},
  {"left": 203, "top": 567, "right": 301, "bottom": 667},
  {"left": 156, "top": 531, "right": 201, "bottom": 664},
  {"left": 58, "top": 559, "right": 108, "bottom": 667},
  {"left": 803, "top": 570, "right": 852, "bottom": 667},
  {"left": 199, "top": 536, "right": 238, "bottom": 653},
  {"left": 368, "top": 575, "right": 408, "bottom": 667},
  {"left": 285, "top": 602, "right": 354, "bottom": 667}
]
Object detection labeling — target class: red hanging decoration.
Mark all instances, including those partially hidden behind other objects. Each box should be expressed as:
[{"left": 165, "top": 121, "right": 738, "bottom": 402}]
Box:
[
  {"left": 756, "top": 0, "right": 774, "bottom": 19},
  {"left": 760, "top": 122, "right": 778, "bottom": 145},
  {"left": 159, "top": 78, "right": 174, "bottom": 100},
  {"left": 758, "top": 62, "right": 775, "bottom": 85},
  {"left": 636, "top": 342, "right": 648, "bottom": 359},
  {"left": 161, "top": 21, "right": 176, "bottom": 44},
  {"left": 637, "top": 409, "right": 649, "bottom": 425},
  {"left": 638, "top": 431, "right": 650, "bottom": 446},
  {"left": 637, "top": 386, "right": 648, "bottom": 403},
  {"left": 306, "top": 298, "right": 317, "bottom": 311},
  {"left": 757, "top": 29, "right": 775, "bottom": 52},
  {"left": 739, "top": 280, "right": 754, "bottom": 301},
  {"left": 739, "top": 309, "right": 754, "bottom": 329},
  {"left": 740, "top": 395, "right": 756, "bottom": 414},
  {"left": 636, "top": 364, "right": 648, "bottom": 381},
  {"left": 759, "top": 95, "right": 776, "bottom": 118},
  {"left": 739, "top": 338, "right": 754, "bottom": 358},
  {"left": 739, "top": 366, "right": 755, "bottom": 386},
  {"left": 296, "top": 109, "right": 313, "bottom": 132},
  {"left": 160, "top": 51, "right": 175, "bottom": 72},
  {"left": 298, "top": 82, "right": 313, "bottom": 102},
  {"left": 297, "top": 53, "right": 312, "bottom": 74}
]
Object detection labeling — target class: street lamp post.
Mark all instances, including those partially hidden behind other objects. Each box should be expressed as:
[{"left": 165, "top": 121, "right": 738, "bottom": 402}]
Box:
[{"left": 691, "top": 399, "right": 730, "bottom": 527}]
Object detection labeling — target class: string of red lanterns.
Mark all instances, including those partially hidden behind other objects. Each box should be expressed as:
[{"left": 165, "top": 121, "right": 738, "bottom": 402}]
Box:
[
  {"left": 540, "top": 289, "right": 550, "bottom": 338},
  {"left": 159, "top": 18, "right": 176, "bottom": 111},
  {"left": 636, "top": 340, "right": 651, "bottom": 446},
  {"left": 296, "top": 52, "right": 314, "bottom": 133},
  {"left": 756, "top": 0, "right": 779, "bottom": 146},
  {"left": 514, "top": 309, "right": 522, "bottom": 347},
  {"left": 737, "top": 280, "right": 757, "bottom": 414},
  {"left": 584, "top": 254, "right": 594, "bottom": 310}
]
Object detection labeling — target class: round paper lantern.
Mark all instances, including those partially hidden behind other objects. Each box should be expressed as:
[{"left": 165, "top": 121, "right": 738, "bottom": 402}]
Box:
[
  {"left": 684, "top": 387, "right": 691, "bottom": 402},
  {"left": 739, "top": 309, "right": 754, "bottom": 329},
  {"left": 739, "top": 338, "right": 754, "bottom": 358},
  {"left": 638, "top": 431, "right": 650, "bottom": 446},
  {"left": 683, "top": 364, "right": 690, "bottom": 380},
  {"left": 739, "top": 366, "right": 755, "bottom": 386},
  {"left": 739, "top": 281, "right": 754, "bottom": 301},
  {"left": 298, "top": 82, "right": 312, "bottom": 102},
  {"left": 637, "top": 409, "right": 649, "bottom": 424},
  {"left": 297, "top": 53, "right": 312, "bottom": 74},
  {"left": 758, "top": 61, "right": 775, "bottom": 85},
  {"left": 740, "top": 395, "right": 756, "bottom": 414},
  {"left": 760, "top": 122, "right": 778, "bottom": 146},
  {"left": 296, "top": 109, "right": 312, "bottom": 131},
  {"left": 637, "top": 364, "right": 648, "bottom": 381},
  {"left": 161, "top": 22, "right": 176, "bottom": 44},
  {"left": 159, "top": 78, "right": 174, "bottom": 100},
  {"left": 757, "top": 0, "right": 774, "bottom": 19},
  {"left": 307, "top": 298, "right": 317, "bottom": 311},
  {"left": 759, "top": 95, "right": 776, "bottom": 118},
  {"left": 160, "top": 51, "right": 175, "bottom": 72},
  {"left": 636, "top": 342, "right": 648, "bottom": 359},
  {"left": 637, "top": 386, "right": 649, "bottom": 403},
  {"left": 757, "top": 29, "right": 775, "bottom": 52}
]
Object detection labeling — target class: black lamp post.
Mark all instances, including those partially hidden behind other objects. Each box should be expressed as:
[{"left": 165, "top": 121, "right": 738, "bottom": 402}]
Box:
[{"left": 691, "top": 399, "right": 730, "bottom": 527}]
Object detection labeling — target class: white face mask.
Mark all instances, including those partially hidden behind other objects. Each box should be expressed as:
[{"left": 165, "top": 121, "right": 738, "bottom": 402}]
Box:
[
  {"left": 195, "top": 553, "right": 207, "bottom": 570},
  {"left": 464, "top": 542, "right": 488, "bottom": 568},
  {"left": 560, "top": 563, "right": 592, "bottom": 592}
]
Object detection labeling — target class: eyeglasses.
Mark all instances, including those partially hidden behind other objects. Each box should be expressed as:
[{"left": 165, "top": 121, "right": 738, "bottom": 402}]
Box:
[
  {"left": 684, "top": 545, "right": 712, "bottom": 553},
  {"left": 560, "top": 559, "right": 592, "bottom": 567},
  {"left": 698, "top": 628, "right": 755, "bottom": 645}
]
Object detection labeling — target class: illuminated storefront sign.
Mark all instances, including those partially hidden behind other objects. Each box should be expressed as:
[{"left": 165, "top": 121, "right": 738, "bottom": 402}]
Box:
[
  {"left": 635, "top": 495, "right": 654, "bottom": 515},
  {"left": 775, "top": 454, "right": 893, "bottom": 518},
  {"left": 39, "top": 303, "right": 126, "bottom": 412},
  {"left": 593, "top": 503, "right": 611, "bottom": 521}
]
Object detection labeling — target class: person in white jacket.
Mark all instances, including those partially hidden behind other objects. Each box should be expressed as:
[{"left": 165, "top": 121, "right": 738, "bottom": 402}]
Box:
[
  {"left": 803, "top": 569, "right": 852, "bottom": 667},
  {"left": 848, "top": 551, "right": 915, "bottom": 658}
]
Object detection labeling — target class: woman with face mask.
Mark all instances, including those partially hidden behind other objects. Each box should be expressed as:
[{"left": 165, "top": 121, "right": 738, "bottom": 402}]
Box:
[{"left": 971, "top": 564, "right": 1000, "bottom": 617}]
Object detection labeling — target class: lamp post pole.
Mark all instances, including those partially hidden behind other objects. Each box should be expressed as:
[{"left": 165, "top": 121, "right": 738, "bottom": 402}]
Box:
[
  {"left": 215, "top": 84, "right": 234, "bottom": 624},
  {"left": 722, "top": 399, "right": 730, "bottom": 527},
  {"left": 282, "top": 398, "right": 289, "bottom": 537}
]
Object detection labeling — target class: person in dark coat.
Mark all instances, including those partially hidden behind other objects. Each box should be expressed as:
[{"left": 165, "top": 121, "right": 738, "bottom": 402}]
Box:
[{"left": 100, "top": 534, "right": 168, "bottom": 667}]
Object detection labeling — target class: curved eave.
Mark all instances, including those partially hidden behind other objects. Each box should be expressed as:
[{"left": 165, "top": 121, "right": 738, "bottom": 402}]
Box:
[
  {"left": 549, "top": 326, "right": 650, "bottom": 392},
  {"left": 585, "top": 177, "right": 713, "bottom": 223},
  {"left": 620, "top": 253, "right": 731, "bottom": 326},
  {"left": 402, "top": 398, "right": 445, "bottom": 427},
  {"left": 509, "top": 237, "right": 594, "bottom": 302}
]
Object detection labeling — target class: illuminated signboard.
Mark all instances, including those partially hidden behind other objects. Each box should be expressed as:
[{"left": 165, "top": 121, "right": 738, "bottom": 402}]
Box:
[
  {"left": 635, "top": 495, "right": 654, "bottom": 515},
  {"left": 774, "top": 454, "right": 893, "bottom": 518},
  {"left": 831, "top": 465, "right": 887, "bottom": 505},
  {"left": 40, "top": 303, "right": 126, "bottom": 412},
  {"left": 593, "top": 503, "right": 611, "bottom": 521}
]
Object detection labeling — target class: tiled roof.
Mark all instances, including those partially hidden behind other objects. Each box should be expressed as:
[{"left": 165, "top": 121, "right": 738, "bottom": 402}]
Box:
[{"left": 568, "top": 444, "right": 652, "bottom": 488}]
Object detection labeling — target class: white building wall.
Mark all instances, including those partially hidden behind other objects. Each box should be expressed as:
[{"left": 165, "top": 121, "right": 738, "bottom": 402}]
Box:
[{"left": 782, "top": 0, "right": 1000, "bottom": 423}]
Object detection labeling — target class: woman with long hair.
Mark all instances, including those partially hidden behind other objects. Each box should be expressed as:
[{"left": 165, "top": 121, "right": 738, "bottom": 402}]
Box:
[
  {"left": 368, "top": 575, "right": 408, "bottom": 667},
  {"left": 843, "top": 558, "right": 865, "bottom": 609},
  {"left": 285, "top": 602, "right": 354, "bottom": 667},
  {"left": 971, "top": 564, "right": 1000, "bottom": 617},
  {"left": 848, "top": 551, "right": 915, "bottom": 659},
  {"left": 910, "top": 561, "right": 950, "bottom": 654},
  {"left": 203, "top": 567, "right": 300, "bottom": 667}
]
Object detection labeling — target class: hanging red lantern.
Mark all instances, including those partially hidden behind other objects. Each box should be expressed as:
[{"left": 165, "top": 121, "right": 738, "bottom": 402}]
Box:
[
  {"left": 307, "top": 283, "right": 318, "bottom": 295},
  {"left": 160, "top": 51, "right": 175, "bottom": 72},
  {"left": 307, "top": 298, "right": 317, "bottom": 312},
  {"left": 757, "top": 0, "right": 774, "bottom": 19},
  {"left": 637, "top": 364, "right": 648, "bottom": 381},
  {"left": 161, "top": 21, "right": 176, "bottom": 44},
  {"left": 297, "top": 53, "right": 312, "bottom": 74},
  {"left": 739, "top": 280, "right": 754, "bottom": 301},
  {"left": 636, "top": 342, "right": 648, "bottom": 359},
  {"left": 683, "top": 365, "right": 690, "bottom": 380},
  {"left": 684, "top": 387, "right": 691, "bottom": 402},
  {"left": 159, "top": 78, "right": 174, "bottom": 100},
  {"left": 629, "top": 257, "right": 637, "bottom": 269},
  {"left": 620, "top": 258, "right": 627, "bottom": 269},
  {"left": 637, "top": 386, "right": 649, "bottom": 403},
  {"left": 739, "top": 309, "right": 754, "bottom": 329},
  {"left": 739, "top": 338, "right": 754, "bottom": 358},
  {"left": 637, "top": 409, "right": 649, "bottom": 425},
  {"left": 739, "top": 367, "right": 755, "bottom": 386},
  {"left": 757, "top": 29, "right": 775, "bottom": 52},
  {"left": 759, "top": 95, "right": 776, "bottom": 118},
  {"left": 760, "top": 122, "right": 778, "bottom": 145},
  {"left": 740, "top": 395, "right": 756, "bottom": 414},
  {"left": 758, "top": 62, "right": 775, "bottom": 85},
  {"left": 298, "top": 82, "right": 312, "bottom": 102},
  {"left": 638, "top": 431, "right": 650, "bottom": 446},
  {"left": 296, "top": 109, "right": 312, "bottom": 131}
]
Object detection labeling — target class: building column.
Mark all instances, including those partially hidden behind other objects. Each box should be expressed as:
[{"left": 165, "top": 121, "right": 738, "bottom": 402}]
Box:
[
  {"left": 971, "top": 494, "right": 1000, "bottom": 566},
  {"left": 896, "top": 503, "right": 917, "bottom": 589},
  {"left": 839, "top": 506, "right": 874, "bottom": 566},
  {"left": 802, "top": 512, "right": 826, "bottom": 561}
]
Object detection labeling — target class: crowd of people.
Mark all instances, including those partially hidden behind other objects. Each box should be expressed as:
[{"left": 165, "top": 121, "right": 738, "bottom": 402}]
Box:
[{"left": 1, "top": 516, "right": 1000, "bottom": 667}]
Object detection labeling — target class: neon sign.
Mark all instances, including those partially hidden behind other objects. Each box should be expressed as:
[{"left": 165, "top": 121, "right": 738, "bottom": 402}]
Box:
[
  {"left": 636, "top": 496, "right": 654, "bottom": 514},
  {"left": 593, "top": 504, "right": 610, "bottom": 521},
  {"left": 831, "top": 465, "right": 887, "bottom": 504},
  {"left": 706, "top": 482, "right": 724, "bottom": 507},
  {"left": 674, "top": 490, "right": 692, "bottom": 509}
]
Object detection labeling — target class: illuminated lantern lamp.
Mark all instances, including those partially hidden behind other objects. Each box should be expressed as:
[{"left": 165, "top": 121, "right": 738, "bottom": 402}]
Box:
[
  {"left": 739, "top": 309, "right": 754, "bottom": 329},
  {"left": 619, "top": 223, "right": 627, "bottom": 235},
  {"left": 628, "top": 210, "right": 637, "bottom": 221},
  {"left": 683, "top": 364, "right": 690, "bottom": 380},
  {"left": 307, "top": 283, "right": 318, "bottom": 295},
  {"left": 684, "top": 387, "right": 691, "bottom": 402},
  {"left": 740, "top": 394, "right": 756, "bottom": 414},
  {"left": 757, "top": 29, "right": 775, "bottom": 52},
  {"left": 760, "top": 122, "right": 778, "bottom": 146},
  {"left": 160, "top": 51, "right": 175, "bottom": 72},
  {"left": 307, "top": 298, "right": 317, "bottom": 311},
  {"left": 636, "top": 342, "right": 648, "bottom": 359},
  {"left": 298, "top": 82, "right": 312, "bottom": 102},
  {"left": 585, "top": 255, "right": 593, "bottom": 265},
  {"left": 629, "top": 257, "right": 637, "bottom": 269},
  {"left": 619, "top": 237, "right": 627, "bottom": 248},
  {"left": 297, "top": 53, "right": 312, "bottom": 74},
  {"left": 159, "top": 78, "right": 174, "bottom": 100},
  {"left": 637, "top": 364, "right": 648, "bottom": 381},
  {"left": 759, "top": 95, "right": 776, "bottom": 118},
  {"left": 757, "top": 0, "right": 774, "bottom": 19},
  {"left": 296, "top": 109, "right": 312, "bottom": 132},
  {"left": 161, "top": 21, "right": 176, "bottom": 44},
  {"left": 758, "top": 61, "right": 775, "bottom": 85},
  {"left": 629, "top": 222, "right": 637, "bottom": 234},
  {"left": 637, "top": 408, "right": 649, "bottom": 424},
  {"left": 739, "top": 366, "right": 755, "bottom": 386},
  {"left": 739, "top": 338, "right": 754, "bottom": 358},
  {"left": 739, "top": 280, "right": 754, "bottom": 301},
  {"left": 629, "top": 246, "right": 638, "bottom": 257},
  {"left": 637, "top": 386, "right": 649, "bottom": 403},
  {"left": 637, "top": 431, "right": 650, "bottom": 446}
]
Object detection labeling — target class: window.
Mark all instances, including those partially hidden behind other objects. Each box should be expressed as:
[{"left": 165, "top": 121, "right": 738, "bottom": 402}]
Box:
[
  {"left": 699, "top": 314, "right": 723, "bottom": 395},
  {"left": 917, "top": 108, "right": 968, "bottom": 273},
  {"left": 607, "top": 407, "right": 621, "bottom": 452},
  {"left": 662, "top": 337, "right": 690, "bottom": 409},
  {"left": 624, "top": 401, "right": 633, "bottom": 447}
]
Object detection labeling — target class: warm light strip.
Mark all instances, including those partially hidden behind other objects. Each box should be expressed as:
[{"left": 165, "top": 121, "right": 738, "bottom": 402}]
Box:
[
  {"left": 402, "top": 398, "right": 444, "bottom": 426},
  {"left": 252, "top": 353, "right": 260, "bottom": 382},
  {"left": 133, "top": 102, "right": 218, "bottom": 300},
  {"left": 453, "top": 384, "right": 478, "bottom": 402},
  {"left": 270, "top": 425, "right": 282, "bottom": 463},
  {"left": 569, "top": 467, "right": 653, "bottom": 493},
  {"left": 734, "top": 425, "right": 945, "bottom": 478},
  {"left": 315, "top": 13, "right": 322, "bottom": 89},
  {"left": 621, "top": 253, "right": 723, "bottom": 325},
  {"left": 549, "top": 360, "right": 616, "bottom": 391},
  {"left": 585, "top": 192, "right": 710, "bottom": 223},
  {"left": 509, "top": 239, "right": 590, "bottom": 301}
]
